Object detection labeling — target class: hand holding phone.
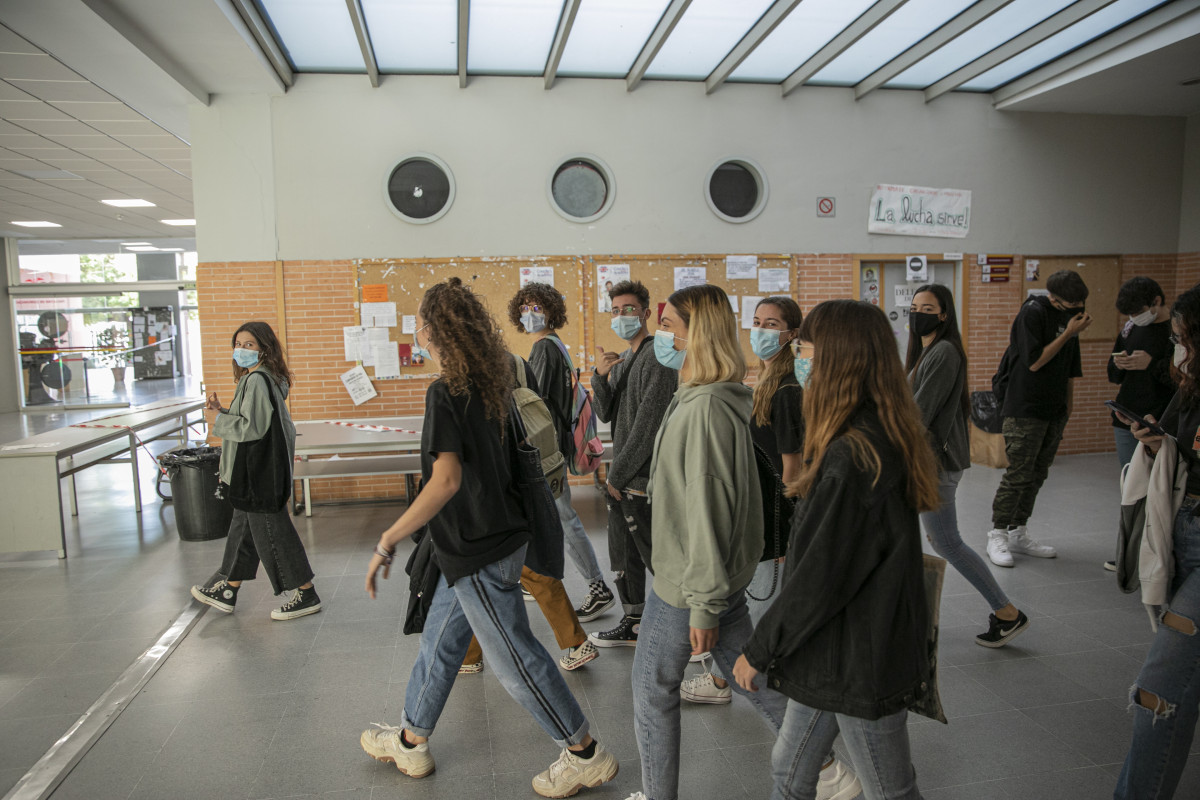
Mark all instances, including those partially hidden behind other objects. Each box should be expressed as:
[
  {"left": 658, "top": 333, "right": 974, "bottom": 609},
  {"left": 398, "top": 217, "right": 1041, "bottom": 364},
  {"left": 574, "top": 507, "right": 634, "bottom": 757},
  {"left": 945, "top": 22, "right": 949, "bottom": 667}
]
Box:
[{"left": 1105, "top": 400, "right": 1168, "bottom": 437}]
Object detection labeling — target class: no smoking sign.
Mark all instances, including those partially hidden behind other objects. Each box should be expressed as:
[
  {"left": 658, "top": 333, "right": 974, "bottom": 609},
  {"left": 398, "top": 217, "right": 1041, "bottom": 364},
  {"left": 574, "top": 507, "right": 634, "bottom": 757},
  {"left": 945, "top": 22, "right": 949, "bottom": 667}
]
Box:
[{"left": 817, "top": 197, "right": 835, "bottom": 218}]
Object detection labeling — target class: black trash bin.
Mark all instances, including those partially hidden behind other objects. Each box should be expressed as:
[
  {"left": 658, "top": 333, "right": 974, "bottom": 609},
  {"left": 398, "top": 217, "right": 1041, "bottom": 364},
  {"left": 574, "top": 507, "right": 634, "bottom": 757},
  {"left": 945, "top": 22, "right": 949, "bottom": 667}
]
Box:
[{"left": 158, "top": 445, "right": 232, "bottom": 541}]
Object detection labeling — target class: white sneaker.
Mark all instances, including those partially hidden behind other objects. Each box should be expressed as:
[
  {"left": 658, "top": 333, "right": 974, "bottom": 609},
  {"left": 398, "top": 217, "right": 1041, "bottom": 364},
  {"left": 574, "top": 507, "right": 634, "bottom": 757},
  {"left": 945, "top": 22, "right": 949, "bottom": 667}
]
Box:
[
  {"left": 559, "top": 640, "right": 599, "bottom": 671},
  {"left": 624, "top": 794, "right": 648, "bottom": 800},
  {"left": 680, "top": 663, "right": 732, "bottom": 705},
  {"left": 360, "top": 722, "right": 435, "bottom": 778},
  {"left": 1007, "top": 526, "right": 1056, "bottom": 558},
  {"left": 531, "top": 743, "right": 619, "bottom": 798},
  {"left": 816, "top": 758, "right": 863, "bottom": 800},
  {"left": 987, "top": 529, "right": 1014, "bottom": 567},
  {"left": 689, "top": 650, "right": 710, "bottom": 663}
]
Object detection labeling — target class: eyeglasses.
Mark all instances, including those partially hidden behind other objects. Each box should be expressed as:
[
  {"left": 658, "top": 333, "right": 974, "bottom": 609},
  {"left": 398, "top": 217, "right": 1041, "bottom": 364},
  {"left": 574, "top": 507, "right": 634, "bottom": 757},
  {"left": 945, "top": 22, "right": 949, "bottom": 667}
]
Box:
[
  {"left": 611, "top": 305, "right": 643, "bottom": 317},
  {"left": 519, "top": 304, "right": 543, "bottom": 314}
]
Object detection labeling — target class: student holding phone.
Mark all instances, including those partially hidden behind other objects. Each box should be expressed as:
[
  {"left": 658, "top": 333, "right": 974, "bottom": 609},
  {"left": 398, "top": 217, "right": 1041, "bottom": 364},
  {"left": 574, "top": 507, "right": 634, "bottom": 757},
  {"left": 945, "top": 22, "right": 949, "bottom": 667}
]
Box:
[{"left": 1109, "top": 277, "right": 1176, "bottom": 468}]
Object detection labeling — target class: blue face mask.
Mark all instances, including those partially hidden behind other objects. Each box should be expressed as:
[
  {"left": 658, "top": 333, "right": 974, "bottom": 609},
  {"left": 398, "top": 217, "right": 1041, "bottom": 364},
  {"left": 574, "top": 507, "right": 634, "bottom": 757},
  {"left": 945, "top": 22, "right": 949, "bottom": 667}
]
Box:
[
  {"left": 794, "top": 356, "right": 812, "bottom": 389},
  {"left": 412, "top": 326, "right": 431, "bottom": 361},
  {"left": 654, "top": 330, "right": 686, "bottom": 371},
  {"left": 233, "top": 348, "right": 259, "bottom": 368},
  {"left": 750, "top": 328, "right": 785, "bottom": 361},
  {"left": 611, "top": 314, "right": 642, "bottom": 340},
  {"left": 521, "top": 311, "right": 546, "bottom": 334}
]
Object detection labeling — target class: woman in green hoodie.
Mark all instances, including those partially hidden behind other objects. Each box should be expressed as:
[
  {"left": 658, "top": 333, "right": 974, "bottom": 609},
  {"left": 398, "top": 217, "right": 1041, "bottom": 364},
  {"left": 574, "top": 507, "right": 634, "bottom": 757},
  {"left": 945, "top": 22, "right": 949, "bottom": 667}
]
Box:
[{"left": 629, "top": 284, "right": 788, "bottom": 800}]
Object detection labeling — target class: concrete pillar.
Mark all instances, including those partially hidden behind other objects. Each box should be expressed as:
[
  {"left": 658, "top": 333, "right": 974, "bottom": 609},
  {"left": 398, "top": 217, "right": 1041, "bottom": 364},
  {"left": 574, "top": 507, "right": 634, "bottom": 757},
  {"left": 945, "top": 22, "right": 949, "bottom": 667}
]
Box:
[{"left": 0, "top": 239, "right": 19, "bottom": 412}]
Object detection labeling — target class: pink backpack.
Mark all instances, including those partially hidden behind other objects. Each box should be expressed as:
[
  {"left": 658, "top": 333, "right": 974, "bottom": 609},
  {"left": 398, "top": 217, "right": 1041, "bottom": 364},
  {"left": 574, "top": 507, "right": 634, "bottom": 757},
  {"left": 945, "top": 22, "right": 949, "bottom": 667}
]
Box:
[{"left": 546, "top": 336, "right": 604, "bottom": 475}]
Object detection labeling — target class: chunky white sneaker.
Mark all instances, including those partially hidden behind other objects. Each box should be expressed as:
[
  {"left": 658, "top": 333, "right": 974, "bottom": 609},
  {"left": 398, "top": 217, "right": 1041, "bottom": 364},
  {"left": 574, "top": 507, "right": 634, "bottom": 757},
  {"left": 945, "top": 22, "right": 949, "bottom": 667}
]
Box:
[
  {"left": 559, "top": 640, "right": 599, "bottom": 671},
  {"left": 458, "top": 661, "right": 484, "bottom": 675},
  {"left": 680, "top": 664, "right": 732, "bottom": 705},
  {"left": 987, "top": 529, "right": 1014, "bottom": 567},
  {"left": 532, "top": 743, "right": 619, "bottom": 798},
  {"left": 816, "top": 758, "right": 863, "bottom": 800},
  {"left": 359, "top": 722, "right": 435, "bottom": 778},
  {"left": 624, "top": 794, "right": 648, "bottom": 800},
  {"left": 1007, "top": 526, "right": 1056, "bottom": 558}
]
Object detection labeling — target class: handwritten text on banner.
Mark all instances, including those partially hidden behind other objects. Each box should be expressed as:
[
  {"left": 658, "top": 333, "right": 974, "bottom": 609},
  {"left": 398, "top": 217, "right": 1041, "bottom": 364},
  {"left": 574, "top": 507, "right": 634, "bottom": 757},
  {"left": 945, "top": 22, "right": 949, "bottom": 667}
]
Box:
[{"left": 868, "top": 184, "right": 971, "bottom": 239}]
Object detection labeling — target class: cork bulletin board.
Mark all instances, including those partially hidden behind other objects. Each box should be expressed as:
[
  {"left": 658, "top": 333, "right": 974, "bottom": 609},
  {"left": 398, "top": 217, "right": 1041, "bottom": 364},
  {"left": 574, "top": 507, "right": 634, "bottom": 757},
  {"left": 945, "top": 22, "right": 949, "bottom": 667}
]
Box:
[{"left": 1021, "top": 256, "right": 1122, "bottom": 342}]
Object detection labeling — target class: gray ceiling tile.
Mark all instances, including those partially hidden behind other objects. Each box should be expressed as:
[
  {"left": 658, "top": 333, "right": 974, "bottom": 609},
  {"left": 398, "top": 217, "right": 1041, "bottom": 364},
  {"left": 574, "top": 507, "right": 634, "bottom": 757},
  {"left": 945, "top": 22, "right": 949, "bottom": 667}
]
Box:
[
  {"left": 0, "top": 26, "right": 42, "bottom": 56},
  {"left": 13, "top": 119, "right": 97, "bottom": 137},
  {"left": 14, "top": 81, "right": 119, "bottom": 103},
  {"left": 49, "top": 100, "right": 149, "bottom": 121},
  {"left": 86, "top": 119, "right": 169, "bottom": 137},
  {"left": 0, "top": 100, "right": 72, "bottom": 121},
  {"left": 0, "top": 53, "right": 82, "bottom": 82},
  {"left": 43, "top": 134, "right": 114, "bottom": 149},
  {"left": 0, "top": 133, "right": 54, "bottom": 149},
  {"left": 0, "top": 80, "right": 34, "bottom": 101}
]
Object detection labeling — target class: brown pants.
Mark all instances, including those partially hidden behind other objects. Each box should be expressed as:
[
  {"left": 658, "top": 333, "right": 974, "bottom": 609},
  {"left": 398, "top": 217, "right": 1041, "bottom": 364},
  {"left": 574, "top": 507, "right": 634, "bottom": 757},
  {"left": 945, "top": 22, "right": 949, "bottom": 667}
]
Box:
[{"left": 463, "top": 565, "right": 586, "bottom": 665}]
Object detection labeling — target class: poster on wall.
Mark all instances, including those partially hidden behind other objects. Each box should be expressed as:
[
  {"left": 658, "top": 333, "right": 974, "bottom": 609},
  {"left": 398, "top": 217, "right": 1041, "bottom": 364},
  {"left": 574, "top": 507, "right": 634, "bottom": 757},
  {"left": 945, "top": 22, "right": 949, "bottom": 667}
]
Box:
[
  {"left": 726, "top": 255, "right": 758, "bottom": 280},
  {"left": 674, "top": 266, "right": 706, "bottom": 291},
  {"left": 596, "top": 264, "right": 630, "bottom": 313},
  {"left": 341, "top": 366, "right": 377, "bottom": 406},
  {"left": 868, "top": 184, "right": 971, "bottom": 239},
  {"left": 758, "top": 268, "right": 790, "bottom": 293},
  {"left": 519, "top": 266, "right": 554, "bottom": 287}
]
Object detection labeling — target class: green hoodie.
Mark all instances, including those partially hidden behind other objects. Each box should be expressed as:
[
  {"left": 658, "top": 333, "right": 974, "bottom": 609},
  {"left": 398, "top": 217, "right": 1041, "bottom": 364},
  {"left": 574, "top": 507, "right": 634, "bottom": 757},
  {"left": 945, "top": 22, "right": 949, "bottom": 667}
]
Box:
[{"left": 646, "top": 381, "right": 763, "bottom": 629}]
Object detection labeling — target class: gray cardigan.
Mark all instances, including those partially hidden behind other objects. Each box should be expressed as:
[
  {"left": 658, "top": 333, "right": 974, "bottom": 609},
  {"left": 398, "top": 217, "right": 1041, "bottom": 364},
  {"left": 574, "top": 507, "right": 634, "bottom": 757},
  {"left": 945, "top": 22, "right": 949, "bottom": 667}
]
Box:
[
  {"left": 214, "top": 368, "right": 295, "bottom": 485},
  {"left": 909, "top": 339, "right": 970, "bottom": 473}
]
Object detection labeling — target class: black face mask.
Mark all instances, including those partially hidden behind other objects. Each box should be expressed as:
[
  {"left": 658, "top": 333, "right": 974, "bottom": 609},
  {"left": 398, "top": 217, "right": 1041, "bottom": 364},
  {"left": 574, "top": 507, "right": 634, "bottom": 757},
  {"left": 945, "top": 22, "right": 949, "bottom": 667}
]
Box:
[
  {"left": 911, "top": 312, "right": 943, "bottom": 337},
  {"left": 1062, "top": 305, "right": 1085, "bottom": 322}
]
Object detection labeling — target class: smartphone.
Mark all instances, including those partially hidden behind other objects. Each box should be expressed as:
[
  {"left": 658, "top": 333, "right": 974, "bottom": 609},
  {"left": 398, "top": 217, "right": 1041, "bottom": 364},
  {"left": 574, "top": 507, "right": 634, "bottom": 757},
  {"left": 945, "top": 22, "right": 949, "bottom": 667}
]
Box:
[{"left": 1105, "top": 400, "right": 1169, "bottom": 437}]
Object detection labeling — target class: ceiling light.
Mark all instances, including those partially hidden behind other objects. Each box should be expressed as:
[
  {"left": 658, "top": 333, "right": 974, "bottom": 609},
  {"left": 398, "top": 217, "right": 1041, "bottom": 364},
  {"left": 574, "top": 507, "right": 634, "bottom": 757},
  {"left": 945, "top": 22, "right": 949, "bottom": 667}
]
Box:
[
  {"left": 120, "top": 242, "right": 152, "bottom": 246},
  {"left": 126, "top": 246, "right": 159, "bottom": 252},
  {"left": 102, "top": 199, "right": 156, "bottom": 208},
  {"left": 158, "top": 248, "right": 184, "bottom": 252},
  {"left": 161, "top": 219, "right": 195, "bottom": 226},
  {"left": 12, "top": 221, "right": 62, "bottom": 227}
]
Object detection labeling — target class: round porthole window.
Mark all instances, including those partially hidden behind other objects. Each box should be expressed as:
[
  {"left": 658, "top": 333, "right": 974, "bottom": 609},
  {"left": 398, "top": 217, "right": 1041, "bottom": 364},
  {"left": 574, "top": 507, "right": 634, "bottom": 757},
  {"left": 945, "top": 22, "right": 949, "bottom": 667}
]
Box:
[
  {"left": 383, "top": 153, "right": 455, "bottom": 224},
  {"left": 547, "top": 155, "right": 616, "bottom": 223},
  {"left": 705, "top": 158, "right": 768, "bottom": 223}
]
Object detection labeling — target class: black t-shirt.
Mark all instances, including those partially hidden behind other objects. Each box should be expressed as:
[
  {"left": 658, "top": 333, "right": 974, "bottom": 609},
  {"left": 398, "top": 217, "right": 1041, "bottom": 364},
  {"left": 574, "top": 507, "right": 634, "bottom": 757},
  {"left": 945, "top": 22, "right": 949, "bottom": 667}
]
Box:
[
  {"left": 1108, "top": 320, "right": 1175, "bottom": 429},
  {"left": 421, "top": 379, "right": 530, "bottom": 585},
  {"left": 529, "top": 336, "right": 573, "bottom": 455},
  {"left": 1160, "top": 392, "right": 1200, "bottom": 495},
  {"left": 750, "top": 374, "right": 805, "bottom": 476},
  {"left": 1002, "top": 296, "right": 1083, "bottom": 421}
]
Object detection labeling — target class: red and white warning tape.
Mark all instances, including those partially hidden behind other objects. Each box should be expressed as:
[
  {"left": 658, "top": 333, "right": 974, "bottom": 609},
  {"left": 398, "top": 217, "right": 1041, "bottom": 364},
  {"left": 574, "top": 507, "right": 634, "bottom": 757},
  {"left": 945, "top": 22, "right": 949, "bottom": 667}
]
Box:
[{"left": 320, "top": 420, "right": 418, "bottom": 434}]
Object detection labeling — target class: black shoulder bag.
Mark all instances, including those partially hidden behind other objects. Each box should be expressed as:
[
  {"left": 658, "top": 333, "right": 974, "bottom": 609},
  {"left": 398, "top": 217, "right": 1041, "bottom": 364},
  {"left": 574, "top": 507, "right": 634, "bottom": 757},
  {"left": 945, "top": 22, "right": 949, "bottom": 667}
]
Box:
[
  {"left": 508, "top": 400, "right": 565, "bottom": 580},
  {"left": 227, "top": 371, "right": 292, "bottom": 514},
  {"left": 746, "top": 441, "right": 795, "bottom": 602}
]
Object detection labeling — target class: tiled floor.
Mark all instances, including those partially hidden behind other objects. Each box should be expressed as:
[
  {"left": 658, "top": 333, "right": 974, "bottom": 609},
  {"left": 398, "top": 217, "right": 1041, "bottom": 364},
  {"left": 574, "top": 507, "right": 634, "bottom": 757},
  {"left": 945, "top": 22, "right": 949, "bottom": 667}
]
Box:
[{"left": 1, "top": 446, "right": 1199, "bottom": 799}]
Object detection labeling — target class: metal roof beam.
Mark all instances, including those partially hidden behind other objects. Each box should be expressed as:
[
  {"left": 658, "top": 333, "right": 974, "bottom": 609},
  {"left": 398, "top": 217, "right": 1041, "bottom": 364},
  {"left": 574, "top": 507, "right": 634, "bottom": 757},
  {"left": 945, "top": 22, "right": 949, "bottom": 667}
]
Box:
[
  {"left": 544, "top": 0, "right": 583, "bottom": 90},
  {"left": 705, "top": 0, "right": 803, "bottom": 95},
  {"left": 218, "top": 0, "right": 293, "bottom": 90},
  {"left": 924, "top": 0, "right": 1119, "bottom": 102},
  {"left": 626, "top": 0, "right": 693, "bottom": 92},
  {"left": 458, "top": 0, "right": 469, "bottom": 88},
  {"left": 345, "top": 0, "right": 380, "bottom": 87},
  {"left": 854, "top": 0, "right": 1015, "bottom": 100},
  {"left": 781, "top": 0, "right": 909, "bottom": 98}
]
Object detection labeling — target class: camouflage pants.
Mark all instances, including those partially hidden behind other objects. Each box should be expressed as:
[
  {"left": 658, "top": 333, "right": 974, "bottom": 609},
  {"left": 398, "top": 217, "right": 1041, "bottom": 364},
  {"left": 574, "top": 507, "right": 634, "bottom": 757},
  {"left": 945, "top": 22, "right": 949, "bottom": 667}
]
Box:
[{"left": 991, "top": 414, "right": 1069, "bottom": 529}]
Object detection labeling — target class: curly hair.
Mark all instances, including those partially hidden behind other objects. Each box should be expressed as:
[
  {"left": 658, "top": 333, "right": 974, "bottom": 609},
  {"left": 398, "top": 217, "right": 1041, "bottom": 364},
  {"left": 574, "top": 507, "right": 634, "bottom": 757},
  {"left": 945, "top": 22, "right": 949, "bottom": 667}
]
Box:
[
  {"left": 231, "top": 321, "right": 293, "bottom": 387},
  {"left": 420, "top": 277, "right": 513, "bottom": 423},
  {"left": 507, "top": 282, "right": 567, "bottom": 331},
  {"left": 1172, "top": 283, "right": 1200, "bottom": 408}
]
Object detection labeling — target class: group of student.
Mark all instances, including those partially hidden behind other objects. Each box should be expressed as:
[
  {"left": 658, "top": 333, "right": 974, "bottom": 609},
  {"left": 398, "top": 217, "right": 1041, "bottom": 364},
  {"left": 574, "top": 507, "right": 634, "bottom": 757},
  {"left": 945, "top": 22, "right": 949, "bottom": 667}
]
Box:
[{"left": 189, "top": 267, "right": 1200, "bottom": 800}]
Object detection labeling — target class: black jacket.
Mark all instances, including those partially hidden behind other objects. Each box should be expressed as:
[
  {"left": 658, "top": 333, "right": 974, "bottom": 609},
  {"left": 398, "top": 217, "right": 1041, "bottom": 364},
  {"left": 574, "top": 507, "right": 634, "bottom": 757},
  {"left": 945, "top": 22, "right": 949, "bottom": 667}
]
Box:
[{"left": 744, "top": 407, "right": 931, "bottom": 720}]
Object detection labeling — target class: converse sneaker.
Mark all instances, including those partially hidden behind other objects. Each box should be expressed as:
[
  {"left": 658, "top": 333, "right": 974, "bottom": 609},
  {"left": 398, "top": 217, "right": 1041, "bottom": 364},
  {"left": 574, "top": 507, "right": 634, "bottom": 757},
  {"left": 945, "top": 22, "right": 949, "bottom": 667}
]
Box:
[
  {"left": 531, "top": 742, "right": 619, "bottom": 798},
  {"left": 522, "top": 586, "right": 536, "bottom": 602},
  {"left": 588, "top": 615, "right": 640, "bottom": 648},
  {"left": 458, "top": 661, "right": 484, "bottom": 675},
  {"left": 270, "top": 586, "right": 322, "bottom": 620},
  {"left": 360, "top": 722, "right": 435, "bottom": 778},
  {"left": 816, "top": 758, "right": 863, "bottom": 800},
  {"left": 689, "top": 650, "right": 710, "bottom": 663},
  {"left": 574, "top": 580, "right": 615, "bottom": 623},
  {"left": 559, "top": 640, "right": 599, "bottom": 671},
  {"left": 680, "top": 661, "right": 732, "bottom": 705},
  {"left": 1104, "top": 560, "right": 1117, "bottom": 572},
  {"left": 986, "top": 529, "right": 1014, "bottom": 568},
  {"left": 975, "top": 610, "right": 1030, "bottom": 648},
  {"left": 623, "top": 794, "right": 648, "bottom": 800},
  {"left": 1007, "top": 526, "right": 1056, "bottom": 558},
  {"left": 191, "top": 578, "right": 238, "bottom": 613}
]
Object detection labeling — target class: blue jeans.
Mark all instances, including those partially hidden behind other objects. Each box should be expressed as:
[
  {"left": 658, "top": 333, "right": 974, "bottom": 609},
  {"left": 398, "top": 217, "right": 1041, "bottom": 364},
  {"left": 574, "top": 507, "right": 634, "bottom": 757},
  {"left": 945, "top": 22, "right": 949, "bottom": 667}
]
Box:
[
  {"left": 557, "top": 481, "right": 604, "bottom": 584},
  {"left": 1115, "top": 427, "right": 1139, "bottom": 470},
  {"left": 771, "top": 701, "right": 920, "bottom": 800},
  {"left": 920, "top": 470, "right": 1010, "bottom": 612},
  {"left": 400, "top": 544, "right": 589, "bottom": 748},
  {"left": 1115, "top": 498, "right": 1200, "bottom": 799},
  {"left": 632, "top": 588, "right": 787, "bottom": 800}
]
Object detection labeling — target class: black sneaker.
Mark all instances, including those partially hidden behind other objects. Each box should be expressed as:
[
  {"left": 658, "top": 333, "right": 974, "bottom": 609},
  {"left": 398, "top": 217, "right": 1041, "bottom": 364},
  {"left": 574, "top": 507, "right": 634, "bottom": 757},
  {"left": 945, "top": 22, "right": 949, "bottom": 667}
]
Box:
[
  {"left": 271, "top": 586, "right": 322, "bottom": 620},
  {"left": 588, "top": 615, "right": 640, "bottom": 647},
  {"left": 975, "top": 610, "right": 1030, "bottom": 648},
  {"left": 191, "top": 578, "right": 238, "bottom": 613},
  {"left": 575, "top": 580, "right": 616, "bottom": 623}
]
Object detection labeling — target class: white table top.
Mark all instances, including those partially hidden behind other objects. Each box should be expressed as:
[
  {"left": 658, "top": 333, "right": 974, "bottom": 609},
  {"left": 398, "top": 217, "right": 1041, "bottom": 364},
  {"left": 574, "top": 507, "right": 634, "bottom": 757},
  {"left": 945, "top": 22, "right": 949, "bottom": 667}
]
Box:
[
  {"left": 293, "top": 417, "right": 424, "bottom": 456},
  {"left": 0, "top": 397, "right": 205, "bottom": 460}
]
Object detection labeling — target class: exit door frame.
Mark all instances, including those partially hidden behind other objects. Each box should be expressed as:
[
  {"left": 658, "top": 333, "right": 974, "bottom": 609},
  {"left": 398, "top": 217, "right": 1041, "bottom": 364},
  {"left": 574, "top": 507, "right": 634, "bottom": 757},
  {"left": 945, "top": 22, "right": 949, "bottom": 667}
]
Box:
[{"left": 851, "top": 253, "right": 969, "bottom": 345}]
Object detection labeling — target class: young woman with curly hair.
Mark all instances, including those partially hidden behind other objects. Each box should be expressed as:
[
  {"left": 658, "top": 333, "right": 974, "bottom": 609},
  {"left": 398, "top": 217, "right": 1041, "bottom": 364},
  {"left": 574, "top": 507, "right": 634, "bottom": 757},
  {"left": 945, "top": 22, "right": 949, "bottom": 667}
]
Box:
[
  {"left": 360, "top": 278, "right": 618, "bottom": 798},
  {"left": 507, "top": 282, "right": 615, "bottom": 623}
]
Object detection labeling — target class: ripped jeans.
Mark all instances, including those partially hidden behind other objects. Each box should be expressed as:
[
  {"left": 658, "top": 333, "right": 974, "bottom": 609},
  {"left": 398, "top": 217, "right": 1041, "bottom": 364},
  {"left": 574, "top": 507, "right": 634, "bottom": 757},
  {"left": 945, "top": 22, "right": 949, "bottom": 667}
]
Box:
[{"left": 1115, "top": 497, "right": 1200, "bottom": 799}]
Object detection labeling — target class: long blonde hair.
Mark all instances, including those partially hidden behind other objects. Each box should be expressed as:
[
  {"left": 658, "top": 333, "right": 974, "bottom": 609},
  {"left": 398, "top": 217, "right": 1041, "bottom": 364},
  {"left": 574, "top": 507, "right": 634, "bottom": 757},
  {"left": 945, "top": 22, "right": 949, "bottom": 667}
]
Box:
[
  {"left": 791, "top": 300, "right": 940, "bottom": 512},
  {"left": 667, "top": 284, "right": 745, "bottom": 386},
  {"left": 751, "top": 296, "right": 802, "bottom": 426}
]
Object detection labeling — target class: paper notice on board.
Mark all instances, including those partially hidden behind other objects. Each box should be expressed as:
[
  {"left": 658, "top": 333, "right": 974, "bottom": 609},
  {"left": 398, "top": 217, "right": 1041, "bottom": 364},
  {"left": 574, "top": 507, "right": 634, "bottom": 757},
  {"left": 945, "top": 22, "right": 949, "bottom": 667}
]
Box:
[
  {"left": 726, "top": 255, "right": 758, "bottom": 280},
  {"left": 373, "top": 342, "right": 401, "bottom": 379},
  {"left": 343, "top": 326, "right": 365, "bottom": 361},
  {"left": 361, "top": 302, "right": 397, "bottom": 327},
  {"left": 728, "top": 295, "right": 739, "bottom": 313},
  {"left": 519, "top": 266, "right": 554, "bottom": 287},
  {"left": 340, "top": 366, "right": 377, "bottom": 406},
  {"left": 401, "top": 315, "right": 417, "bottom": 335},
  {"left": 758, "top": 268, "right": 790, "bottom": 293},
  {"left": 596, "top": 264, "right": 630, "bottom": 313},
  {"left": 741, "top": 296, "right": 763, "bottom": 329},
  {"left": 154, "top": 351, "right": 172, "bottom": 365},
  {"left": 362, "top": 284, "right": 388, "bottom": 302},
  {"left": 361, "top": 327, "right": 390, "bottom": 367},
  {"left": 674, "top": 267, "right": 706, "bottom": 291}
]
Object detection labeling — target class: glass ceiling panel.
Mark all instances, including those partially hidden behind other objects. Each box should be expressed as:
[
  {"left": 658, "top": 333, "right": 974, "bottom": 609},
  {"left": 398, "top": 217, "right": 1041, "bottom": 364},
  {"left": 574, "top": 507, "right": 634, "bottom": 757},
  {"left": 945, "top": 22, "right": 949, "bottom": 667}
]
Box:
[
  {"left": 557, "top": 0, "right": 673, "bottom": 78},
  {"left": 362, "top": 0, "right": 458, "bottom": 74},
  {"left": 960, "top": 0, "right": 1168, "bottom": 90},
  {"left": 255, "top": 0, "right": 364, "bottom": 72},
  {"left": 887, "top": 0, "right": 1075, "bottom": 90},
  {"left": 806, "top": 0, "right": 977, "bottom": 86},
  {"left": 468, "top": 0, "right": 565, "bottom": 75},
  {"left": 644, "top": 0, "right": 777, "bottom": 81},
  {"left": 729, "top": 0, "right": 876, "bottom": 83}
]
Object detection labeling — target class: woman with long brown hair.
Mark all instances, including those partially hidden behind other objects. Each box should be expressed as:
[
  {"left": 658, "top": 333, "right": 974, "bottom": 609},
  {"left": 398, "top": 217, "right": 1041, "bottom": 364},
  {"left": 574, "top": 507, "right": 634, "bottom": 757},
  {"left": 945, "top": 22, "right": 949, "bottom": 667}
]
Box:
[
  {"left": 733, "top": 299, "right": 938, "bottom": 800},
  {"left": 358, "top": 278, "right": 617, "bottom": 798}
]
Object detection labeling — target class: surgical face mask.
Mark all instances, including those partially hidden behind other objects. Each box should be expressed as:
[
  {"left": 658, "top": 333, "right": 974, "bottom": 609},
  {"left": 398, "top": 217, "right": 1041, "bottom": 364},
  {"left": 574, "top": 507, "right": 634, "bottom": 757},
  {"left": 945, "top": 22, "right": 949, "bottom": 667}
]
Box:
[
  {"left": 793, "top": 356, "right": 812, "bottom": 389},
  {"left": 1131, "top": 309, "right": 1156, "bottom": 327},
  {"left": 520, "top": 311, "right": 546, "bottom": 334},
  {"left": 750, "top": 328, "right": 785, "bottom": 361},
  {"left": 910, "top": 312, "right": 943, "bottom": 338},
  {"left": 412, "top": 326, "right": 431, "bottom": 361},
  {"left": 233, "top": 348, "right": 259, "bottom": 368},
  {"left": 654, "top": 330, "right": 686, "bottom": 371},
  {"left": 611, "top": 314, "right": 641, "bottom": 340},
  {"left": 1175, "top": 343, "right": 1189, "bottom": 374}
]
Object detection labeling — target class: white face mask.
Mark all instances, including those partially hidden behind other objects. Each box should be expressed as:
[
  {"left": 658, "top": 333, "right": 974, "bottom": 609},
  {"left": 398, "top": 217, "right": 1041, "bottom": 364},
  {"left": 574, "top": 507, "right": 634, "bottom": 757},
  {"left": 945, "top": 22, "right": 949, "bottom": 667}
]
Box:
[
  {"left": 1175, "top": 343, "right": 1189, "bottom": 374},
  {"left": 1130, "top": 309, "right": 1156, "bottom": 327}
]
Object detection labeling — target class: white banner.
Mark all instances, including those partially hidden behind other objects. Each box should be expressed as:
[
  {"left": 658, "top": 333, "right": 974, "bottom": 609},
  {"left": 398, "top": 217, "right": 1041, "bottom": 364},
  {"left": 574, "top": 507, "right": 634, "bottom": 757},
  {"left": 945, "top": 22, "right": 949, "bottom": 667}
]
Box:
[{"left": 868, "top": 184, "right": 971, "bottom": 239}]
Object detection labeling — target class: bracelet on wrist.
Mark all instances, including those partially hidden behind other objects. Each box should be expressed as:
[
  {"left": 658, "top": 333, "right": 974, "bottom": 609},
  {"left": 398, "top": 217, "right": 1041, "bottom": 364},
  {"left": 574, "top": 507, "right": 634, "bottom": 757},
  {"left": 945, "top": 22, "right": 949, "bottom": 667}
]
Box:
[{"left": 374, "top": 544, "right": 395, "bottom": 564}]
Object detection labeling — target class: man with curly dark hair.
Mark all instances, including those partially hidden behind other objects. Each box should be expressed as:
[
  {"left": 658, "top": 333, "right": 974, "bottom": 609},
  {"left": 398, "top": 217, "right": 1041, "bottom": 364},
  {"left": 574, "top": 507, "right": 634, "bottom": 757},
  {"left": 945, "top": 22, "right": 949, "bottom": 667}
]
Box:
[{"left": 508, "top": 282, "right": 616, "bottom": 622}]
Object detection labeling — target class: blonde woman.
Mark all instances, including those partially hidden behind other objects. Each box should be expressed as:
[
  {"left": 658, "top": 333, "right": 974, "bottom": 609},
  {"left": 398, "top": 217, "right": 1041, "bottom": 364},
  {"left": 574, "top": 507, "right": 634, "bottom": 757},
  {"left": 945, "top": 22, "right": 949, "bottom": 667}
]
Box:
[{"left": 628, "top": 284, "right": 787, "bottom": 800}]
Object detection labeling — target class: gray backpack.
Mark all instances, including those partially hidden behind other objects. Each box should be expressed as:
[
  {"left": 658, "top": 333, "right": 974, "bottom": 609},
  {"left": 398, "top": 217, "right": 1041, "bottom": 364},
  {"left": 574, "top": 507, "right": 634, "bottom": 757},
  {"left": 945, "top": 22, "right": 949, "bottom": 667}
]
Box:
[{"left": 511, "top": 354, "right": 567, "bottom": 499}]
